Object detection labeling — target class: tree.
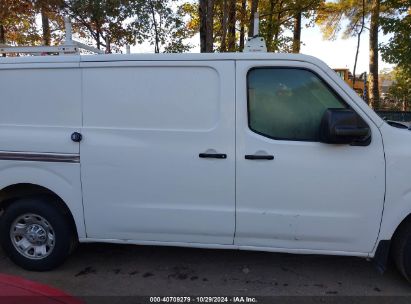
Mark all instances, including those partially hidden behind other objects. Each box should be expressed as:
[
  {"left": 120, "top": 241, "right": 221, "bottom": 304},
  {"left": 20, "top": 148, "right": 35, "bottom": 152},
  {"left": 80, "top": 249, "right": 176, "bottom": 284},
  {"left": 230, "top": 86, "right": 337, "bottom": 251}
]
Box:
[
  {"left": 30, "top": 0, "right": 64, "bottom": 46},
  {"left": 184, "top": 0, "right": 320, "bottom": 53},
  {"left": 0, "top": 0, "right": 39, "bottom": 46},
  {"left": 292, "top": 0, "right": 323, "bottom": 53},
  {"left": 199, "top": 0, "right": 214, "bottom": 52},
  {"left": 239, "top": 0, "right": 247, "bottom": 51},
  {"left": 352, "top": 0, "right": 366, "bottom": 89},
  {"left": 316, "top": 0, "right": 384, "bottom": 108},
  {"left": 316, "top": 1, "right": 365, "bottom": 40},
  {"left": 199, "top": 0, "right": 207, "bottom": 52},
  {"left": 389, "top": 66, "right": 411, "bottom": 111},
  {"left": 255, "top": 0, "right": 322, "bottom": 52},
  {"left": 292, "top": 11, "right": 301, "bottom": 53},
  {"left": 369, "top": 0, "right": 380, "bottom": 109},
  {"left": 219, "top": 0, "right": 229, "bottom": 51},
  {"left": 130, "top": 0, "right": 193, "bottom": 53},
  {"left": 227, "top": 0, "right": 236, "bottom": 51},
  {"left": 61, "top": 0, "right": 133, "bottom": 51},
  {"left": 206, "top": 0, "right": 215, "bottom": 52},
  {"left": 380, "top": 1, "right": 411, "bottom": 75}
]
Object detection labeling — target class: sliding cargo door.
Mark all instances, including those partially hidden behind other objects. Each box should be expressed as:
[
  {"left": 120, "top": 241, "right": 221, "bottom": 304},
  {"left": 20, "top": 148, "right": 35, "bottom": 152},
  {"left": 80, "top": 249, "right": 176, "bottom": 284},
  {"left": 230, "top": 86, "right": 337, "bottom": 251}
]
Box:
[{"left": 80, "top": 61, "right": 235, "bottom": 244}]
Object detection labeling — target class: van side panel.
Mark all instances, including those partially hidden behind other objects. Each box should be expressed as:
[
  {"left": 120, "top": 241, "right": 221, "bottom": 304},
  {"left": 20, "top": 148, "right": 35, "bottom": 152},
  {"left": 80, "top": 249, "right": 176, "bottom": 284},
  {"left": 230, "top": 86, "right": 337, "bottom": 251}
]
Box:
[
  {"left": 80, "top": 61, "right": 236, "bottom": 244},
  {"left": 0, "top": 64, "right": 81, "bottom": 154}
]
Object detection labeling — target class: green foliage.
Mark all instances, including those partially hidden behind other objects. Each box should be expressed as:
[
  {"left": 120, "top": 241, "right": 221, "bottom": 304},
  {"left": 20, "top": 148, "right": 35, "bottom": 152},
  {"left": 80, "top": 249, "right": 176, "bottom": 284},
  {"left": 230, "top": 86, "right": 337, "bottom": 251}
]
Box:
[
  {"left": 316, "top": 0, "right": 371, "bottom": 40},
  {"left": 185, "top": 0, "right": 323, "bottom": 52},
  {"left": 380, "top": 0, "right": 411, "bottom": 74},
  {"left": 61, "top": 0, "right": 134, "bottom": 50},
  {"left": 259, "top": 0, "right": 322, "bottom": 52},
  {"left": 1, "top": 0, "right": 194, "bottom": 53},
  {"left": 179, "top": 2, "right": 200, "bottom": 36},
  {"left": 0, "top": 0, "right": 39, "bottom": 45},
  {"left": 130, "top": 0, "right": 194, "bottom": 53},
  {"left": 389, "top": 66, "right": 411, "bottom": 109}
]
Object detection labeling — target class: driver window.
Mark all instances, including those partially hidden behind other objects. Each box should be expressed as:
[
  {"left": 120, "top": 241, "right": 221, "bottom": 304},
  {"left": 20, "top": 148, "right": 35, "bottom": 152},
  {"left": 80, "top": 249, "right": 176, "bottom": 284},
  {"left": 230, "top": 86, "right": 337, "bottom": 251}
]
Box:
[{"left": 247, "top": 68, "right": 347, "bottom": 141}]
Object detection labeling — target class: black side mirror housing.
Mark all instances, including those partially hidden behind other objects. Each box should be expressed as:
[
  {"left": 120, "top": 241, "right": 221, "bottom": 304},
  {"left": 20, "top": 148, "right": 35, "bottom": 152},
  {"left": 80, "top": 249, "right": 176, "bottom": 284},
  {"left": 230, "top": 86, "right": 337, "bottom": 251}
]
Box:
[{"left": 320, "top": 108, "right": 371, "bottom": 146}]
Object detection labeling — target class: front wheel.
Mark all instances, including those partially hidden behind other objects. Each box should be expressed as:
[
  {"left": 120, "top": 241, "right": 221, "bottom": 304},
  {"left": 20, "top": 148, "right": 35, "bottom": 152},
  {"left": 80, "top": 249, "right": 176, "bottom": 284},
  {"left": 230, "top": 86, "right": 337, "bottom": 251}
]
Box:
[
  {"left": 0, "top": 197, "right": 74, "bottom": 271},
  {"left": 392, "top": 220, "right": 411, "bottom": 283}
]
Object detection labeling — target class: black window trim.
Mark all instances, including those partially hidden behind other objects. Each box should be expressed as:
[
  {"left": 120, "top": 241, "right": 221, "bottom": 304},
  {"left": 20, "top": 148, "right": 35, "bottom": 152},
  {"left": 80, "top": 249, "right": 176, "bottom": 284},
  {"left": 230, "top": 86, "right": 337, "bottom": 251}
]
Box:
[{"left": 246, "top": 66, "right": 367, "bottom": 143}]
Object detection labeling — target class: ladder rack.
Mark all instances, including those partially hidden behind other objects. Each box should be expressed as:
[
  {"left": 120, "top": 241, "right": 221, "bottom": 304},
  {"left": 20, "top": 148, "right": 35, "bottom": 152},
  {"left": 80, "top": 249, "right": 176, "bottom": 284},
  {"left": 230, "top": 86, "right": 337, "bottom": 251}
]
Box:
[{"left": 0, "top": 17, "right": 105, "bottom": 56}]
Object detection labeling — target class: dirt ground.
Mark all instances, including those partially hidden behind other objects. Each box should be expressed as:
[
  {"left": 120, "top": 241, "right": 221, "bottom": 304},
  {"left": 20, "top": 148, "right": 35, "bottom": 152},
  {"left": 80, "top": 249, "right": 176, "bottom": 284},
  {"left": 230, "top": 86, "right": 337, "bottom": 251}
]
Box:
[{"left": 1, "top": 243, "right": 411, "bottom": 303}]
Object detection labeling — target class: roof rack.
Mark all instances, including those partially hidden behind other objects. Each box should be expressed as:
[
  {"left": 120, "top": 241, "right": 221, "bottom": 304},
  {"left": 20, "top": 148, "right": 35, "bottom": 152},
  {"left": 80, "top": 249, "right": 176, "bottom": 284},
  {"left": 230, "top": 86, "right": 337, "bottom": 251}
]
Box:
[{"left": 0, "top": 17, "right": 105, "bottom": 56}]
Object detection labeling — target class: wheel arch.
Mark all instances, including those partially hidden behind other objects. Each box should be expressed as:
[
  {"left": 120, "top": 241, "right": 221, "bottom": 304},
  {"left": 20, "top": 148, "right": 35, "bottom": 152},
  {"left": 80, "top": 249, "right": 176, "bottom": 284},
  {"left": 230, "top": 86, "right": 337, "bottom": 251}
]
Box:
[
  {"left": 0, "top": 183, "right": 78, "bottom": 238},
  {"left": 372, "top": 212, "right": 411, "bottom": 273},
  {"left": 0, "top": 181, "right": 84, "bottom": 239}
]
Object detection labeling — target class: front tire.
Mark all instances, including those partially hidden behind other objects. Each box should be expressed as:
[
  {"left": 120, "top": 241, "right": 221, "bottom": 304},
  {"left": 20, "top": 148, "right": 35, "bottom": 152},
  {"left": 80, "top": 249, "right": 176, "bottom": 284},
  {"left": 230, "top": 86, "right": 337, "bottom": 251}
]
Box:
[
  {"left": 392, "top": 220, "right": 411, "bottom": 283},
  {"left": 0, "top": 197, "right": 74, "bottom": 271}
]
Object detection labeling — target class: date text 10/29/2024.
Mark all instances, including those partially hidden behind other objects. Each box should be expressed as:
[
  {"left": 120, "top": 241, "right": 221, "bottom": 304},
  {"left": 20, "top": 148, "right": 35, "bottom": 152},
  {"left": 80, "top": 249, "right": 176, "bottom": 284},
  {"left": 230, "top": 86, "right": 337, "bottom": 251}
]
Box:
[{"left": 150, "top": 297, "right": 258, "bottom": 303}]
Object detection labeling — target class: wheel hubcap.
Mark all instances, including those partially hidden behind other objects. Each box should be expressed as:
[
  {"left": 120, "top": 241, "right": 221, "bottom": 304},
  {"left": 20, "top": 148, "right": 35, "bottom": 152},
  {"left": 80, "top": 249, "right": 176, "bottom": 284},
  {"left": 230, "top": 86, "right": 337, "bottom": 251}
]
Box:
[{"left": 10, "top": 214, "right": 55, "bottom": 260}]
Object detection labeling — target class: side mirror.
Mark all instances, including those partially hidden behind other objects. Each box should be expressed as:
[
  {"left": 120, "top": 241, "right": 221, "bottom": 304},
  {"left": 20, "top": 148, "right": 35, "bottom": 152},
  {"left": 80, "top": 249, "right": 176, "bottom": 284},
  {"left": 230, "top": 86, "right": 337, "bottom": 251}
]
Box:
[{"left": 320, "top": 108, "right": 371, "bottom": 146}]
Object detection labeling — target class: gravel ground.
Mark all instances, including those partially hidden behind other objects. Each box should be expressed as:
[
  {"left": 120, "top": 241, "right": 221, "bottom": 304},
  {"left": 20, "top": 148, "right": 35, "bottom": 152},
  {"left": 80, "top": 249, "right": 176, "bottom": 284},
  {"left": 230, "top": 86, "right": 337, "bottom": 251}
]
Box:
[{"left": 1, "top": 243, "right": 411, "bottom": 303}]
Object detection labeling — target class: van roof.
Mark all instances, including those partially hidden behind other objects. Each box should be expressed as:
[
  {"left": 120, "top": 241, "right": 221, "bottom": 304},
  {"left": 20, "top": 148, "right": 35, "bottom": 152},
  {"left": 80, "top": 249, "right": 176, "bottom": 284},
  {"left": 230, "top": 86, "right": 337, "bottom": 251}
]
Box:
[{"left": 0, "top": 52, "right": 326, "bottom": 67}]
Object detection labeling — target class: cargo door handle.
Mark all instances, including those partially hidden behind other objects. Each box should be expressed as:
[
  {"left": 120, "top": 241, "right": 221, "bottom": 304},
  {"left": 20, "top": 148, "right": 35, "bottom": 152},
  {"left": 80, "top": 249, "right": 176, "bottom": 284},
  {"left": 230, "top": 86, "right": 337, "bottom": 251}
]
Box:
[
  {"left": 199, "top": 153, "right": 227, "bottom": 159},
  {"left": 245, "top": 154, "right": 274, "bottom": 160}
]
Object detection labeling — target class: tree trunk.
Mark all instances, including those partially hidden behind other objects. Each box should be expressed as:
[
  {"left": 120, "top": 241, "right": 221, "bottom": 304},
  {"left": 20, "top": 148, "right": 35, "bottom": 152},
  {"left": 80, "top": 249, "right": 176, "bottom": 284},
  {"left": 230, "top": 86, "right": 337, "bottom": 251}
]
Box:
[
  {"left": 220, "top": 0, "right": 228, "bottom": 52},
  {"left": 273, "top": 1, "right": 283, "bottom": 52},
  {"left": 149, "top": 2, "right": 160, "bottom": 53},
  {"left": 41, "top": 5, "right": 51, "bottom": 46},
  {"left": 352, "top": 0, "right": 366, "bottom": 89},
  {"left": 248, "top": 0, "right": 259, "bottom": 37},
  {"left": 292, "top": 12, "right": 301, "bottom": 53},
  {"left": 266, "top": 0, "right": 276, "bottom": 52},
  {"left": 94, "top": 17, "right": 102, "bottom": 50},
  {"left": 239, "top": 0, "right": 246, "bottom": 51},
  {"left": 0, "top": 25, "right": 5, "bottom": 57},
  {"left": 199, "top": 0, "right": 207, "bottom": 53},
  {"left": 0, "top": 24, "right": 4, "bottom": 44},
  {"left": 227, "top": 0, "right": 236, "bottom": 51},
  {"left": 96, "top": 29, "right": 101, "bottom": 50},
  {"left": 368, "top": 0, "right": 380, "bottom": 109},
  {"left": 205, "top": 0, "right": 214, "bottom": 52}
]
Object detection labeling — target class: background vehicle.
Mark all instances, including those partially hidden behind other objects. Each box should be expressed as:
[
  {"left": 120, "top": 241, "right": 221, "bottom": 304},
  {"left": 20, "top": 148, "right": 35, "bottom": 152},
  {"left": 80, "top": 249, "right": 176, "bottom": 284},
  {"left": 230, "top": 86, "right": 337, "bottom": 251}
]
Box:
[
  {"left": 333, "top": 68, "right": 368, "bottom": 100},
  {"left": 0, "top": 273, "right": 82, "bottom": 304}
]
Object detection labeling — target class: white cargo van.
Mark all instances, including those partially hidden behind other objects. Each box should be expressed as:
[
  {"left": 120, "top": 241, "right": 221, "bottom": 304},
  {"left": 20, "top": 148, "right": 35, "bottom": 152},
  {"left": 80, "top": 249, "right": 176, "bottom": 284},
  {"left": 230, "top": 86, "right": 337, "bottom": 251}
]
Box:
[{"left": 0, "top": 53, "right": 411, "bottom": 282}]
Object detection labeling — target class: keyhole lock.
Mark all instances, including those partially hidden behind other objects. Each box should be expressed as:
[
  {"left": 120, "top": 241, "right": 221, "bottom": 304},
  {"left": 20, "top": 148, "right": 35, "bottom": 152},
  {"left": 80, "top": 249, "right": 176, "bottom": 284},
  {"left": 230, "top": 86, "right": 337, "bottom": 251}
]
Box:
[{"left": 71, "top": 132, "right": 82, "bottom": 143}]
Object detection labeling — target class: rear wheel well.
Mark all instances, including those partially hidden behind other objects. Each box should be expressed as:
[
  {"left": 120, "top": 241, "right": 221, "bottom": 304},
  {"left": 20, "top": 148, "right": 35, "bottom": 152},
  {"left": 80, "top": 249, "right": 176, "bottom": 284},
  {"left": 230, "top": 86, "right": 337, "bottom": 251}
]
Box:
[{"left": 0, "top": 183, "right": 78, "bottom": 240}]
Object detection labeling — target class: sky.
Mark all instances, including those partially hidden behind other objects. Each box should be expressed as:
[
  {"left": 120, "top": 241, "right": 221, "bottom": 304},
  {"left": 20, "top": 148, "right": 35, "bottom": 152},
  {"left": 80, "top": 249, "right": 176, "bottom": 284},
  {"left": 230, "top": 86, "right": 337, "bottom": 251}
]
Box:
[{"left": 299, "top": 21, "right": 394, "bottom": 73}]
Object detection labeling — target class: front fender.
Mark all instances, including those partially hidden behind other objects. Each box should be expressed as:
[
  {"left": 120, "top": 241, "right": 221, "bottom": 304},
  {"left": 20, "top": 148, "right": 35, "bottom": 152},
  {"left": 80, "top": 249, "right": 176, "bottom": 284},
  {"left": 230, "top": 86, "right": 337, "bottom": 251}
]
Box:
[{"left": 377, "top": 124, "right": 411, "bottom": 244}]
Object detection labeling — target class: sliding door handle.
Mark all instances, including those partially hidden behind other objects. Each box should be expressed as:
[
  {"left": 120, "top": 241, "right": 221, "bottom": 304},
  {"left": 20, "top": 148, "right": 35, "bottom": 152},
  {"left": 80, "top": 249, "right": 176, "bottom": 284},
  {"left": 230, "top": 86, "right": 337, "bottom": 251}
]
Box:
[
  {"left": 245, "top": 154, "right": 274, "bottom": 160},
  {"left": 199, "top": 153, "right": 227, "bottom": 159}
]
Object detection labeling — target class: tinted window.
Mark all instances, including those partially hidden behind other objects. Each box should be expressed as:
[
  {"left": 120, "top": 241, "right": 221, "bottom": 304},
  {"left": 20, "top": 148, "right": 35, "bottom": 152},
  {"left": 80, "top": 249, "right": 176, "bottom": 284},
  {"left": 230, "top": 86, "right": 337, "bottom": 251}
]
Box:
[{"left": 248, "top": 68, "right": 347, "bottom": 141}]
